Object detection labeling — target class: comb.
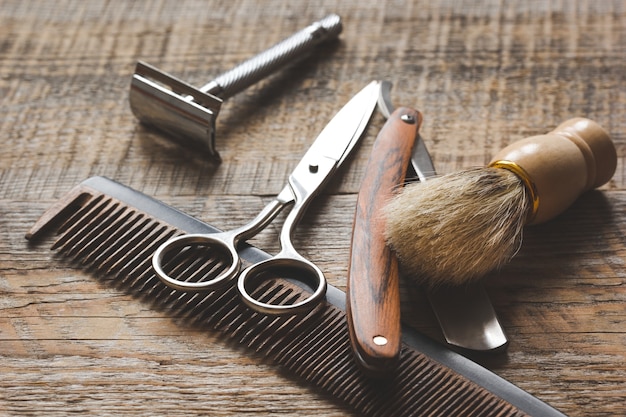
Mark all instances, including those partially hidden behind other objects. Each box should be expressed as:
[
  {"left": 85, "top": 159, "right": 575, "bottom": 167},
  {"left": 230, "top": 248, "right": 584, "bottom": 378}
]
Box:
[{"left": 26, "top": 177, "right": 567, "bottom": 417}]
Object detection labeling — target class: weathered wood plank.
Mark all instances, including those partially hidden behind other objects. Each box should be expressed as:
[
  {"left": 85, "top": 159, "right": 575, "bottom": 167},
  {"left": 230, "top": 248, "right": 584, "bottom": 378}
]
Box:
[{"left": 2, "top": 0, "right": 625, "bottom": 415}]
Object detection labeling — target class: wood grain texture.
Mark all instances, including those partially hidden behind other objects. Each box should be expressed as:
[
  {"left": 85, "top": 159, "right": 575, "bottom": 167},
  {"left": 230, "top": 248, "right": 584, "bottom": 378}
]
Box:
[
  {"left": 1, "top": 0, "right": 625, "bottom": 415},
  {"left": 347, "top": 108, "right": 420, "bottom": 373}
]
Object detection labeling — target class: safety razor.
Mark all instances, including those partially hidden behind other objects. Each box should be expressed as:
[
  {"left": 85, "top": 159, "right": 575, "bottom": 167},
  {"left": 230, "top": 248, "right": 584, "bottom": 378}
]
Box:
[{"left": 129, "top": 14, "right": 342, "bottom": 157}]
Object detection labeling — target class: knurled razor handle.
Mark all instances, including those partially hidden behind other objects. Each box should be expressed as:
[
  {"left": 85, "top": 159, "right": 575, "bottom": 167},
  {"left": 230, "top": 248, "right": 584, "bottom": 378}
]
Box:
[{"left": 201, "top": 14, "right": 342, "bottom": 99}]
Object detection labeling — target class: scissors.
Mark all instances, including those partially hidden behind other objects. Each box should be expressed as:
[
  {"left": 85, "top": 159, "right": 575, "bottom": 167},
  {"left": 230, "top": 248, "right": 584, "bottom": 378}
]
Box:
[{"left": 153, "top": 81, "right": 382, "bottom": 315}]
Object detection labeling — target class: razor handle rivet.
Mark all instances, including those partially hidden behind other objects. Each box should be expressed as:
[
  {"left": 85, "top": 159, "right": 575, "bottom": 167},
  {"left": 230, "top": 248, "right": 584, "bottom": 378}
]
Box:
[{"left": 400, "top": 113, "right": 416, "bottom": 124}]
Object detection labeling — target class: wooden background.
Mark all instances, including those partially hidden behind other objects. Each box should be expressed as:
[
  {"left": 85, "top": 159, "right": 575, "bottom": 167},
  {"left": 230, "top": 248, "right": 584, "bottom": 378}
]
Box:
[{"left": 1, "top": 0, "right": 625, "bottom": 415}]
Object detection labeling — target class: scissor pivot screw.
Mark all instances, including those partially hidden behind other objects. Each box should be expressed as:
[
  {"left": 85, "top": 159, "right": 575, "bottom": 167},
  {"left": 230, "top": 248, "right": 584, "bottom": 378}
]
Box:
[{"left": 400, "top": 114, "right": 416, "bottom": 124}]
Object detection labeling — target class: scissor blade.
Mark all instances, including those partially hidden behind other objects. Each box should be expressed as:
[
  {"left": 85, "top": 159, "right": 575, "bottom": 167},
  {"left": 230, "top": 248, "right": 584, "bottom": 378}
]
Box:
[{"left": 303, "top": 81, "right": 381, "bottom": 166}]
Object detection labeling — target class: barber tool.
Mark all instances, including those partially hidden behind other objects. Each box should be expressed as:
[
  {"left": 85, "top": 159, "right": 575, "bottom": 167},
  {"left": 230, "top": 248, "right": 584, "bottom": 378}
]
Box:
[
  {"left": 26, "top": 176, "right": 567, "bottom": 417},
  {"left": 376, "top": 84, "right": 507, "bottom": 352},
  {"left": 151, "top": 81, "right": 381, "bottom": 315},
  {"left": 346, "top": 93, "right": 421, "bottom": 374},
  {"left": 347, "top": 84, "right": 506, "bottom": 372},
  {"left": 384, "top": 118, "right": 617, "bottom": 287},
  {"left": 129, "top": 14, "right": 342, "bottom": 157}
]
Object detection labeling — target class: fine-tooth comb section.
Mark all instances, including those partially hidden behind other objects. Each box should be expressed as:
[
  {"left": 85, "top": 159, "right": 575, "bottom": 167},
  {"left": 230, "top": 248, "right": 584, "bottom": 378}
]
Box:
[{"left": 26, "top": 177, "right": 565, "bottom": 417}]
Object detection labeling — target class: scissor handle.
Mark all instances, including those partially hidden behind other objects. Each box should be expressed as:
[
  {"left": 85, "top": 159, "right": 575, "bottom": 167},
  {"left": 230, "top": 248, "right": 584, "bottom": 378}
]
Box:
[
  {"left": 235, "top": 173, "right": 328, "bottom": 315},
  {"left": 153, "top": 195, "right": 292, "bottom": 292},
  {"left": 153, "top": 233, "right": 240, "bottom": 291},
  {"left": 237, "top": 254, "right": 327, "bottom": 315}
]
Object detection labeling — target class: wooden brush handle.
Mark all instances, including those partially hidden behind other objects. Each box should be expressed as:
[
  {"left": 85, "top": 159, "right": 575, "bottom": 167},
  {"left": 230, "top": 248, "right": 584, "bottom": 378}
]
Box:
[
  {"left": 347, "top": 107, "right": 422, "bottom": 373},
  {"left": 489, "top": 118, "right": 617, "bottom": 224}
]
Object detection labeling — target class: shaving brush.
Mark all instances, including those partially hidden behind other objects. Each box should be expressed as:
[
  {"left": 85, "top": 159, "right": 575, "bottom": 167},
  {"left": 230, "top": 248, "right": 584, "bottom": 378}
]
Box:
[{"left": 383, "top": 118, "right": 617, "bottom": 287}]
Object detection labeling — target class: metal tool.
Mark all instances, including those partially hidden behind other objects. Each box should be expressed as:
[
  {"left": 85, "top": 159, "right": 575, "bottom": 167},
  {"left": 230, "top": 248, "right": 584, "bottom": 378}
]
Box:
[
  {"left": 377, "top": 82, "right": 508, "bottom": 352},
  {"left": 152, "top": 81, "right": 382, "bottom": 316},
  {"left": 347, "top": 90, "right": 422, "bottom": 374},
  {"left": 26, "top": 175, "right": 567, "bottom": 417},
  {"left": 129, "top": 14, "right": 342, "bottom": 157}
]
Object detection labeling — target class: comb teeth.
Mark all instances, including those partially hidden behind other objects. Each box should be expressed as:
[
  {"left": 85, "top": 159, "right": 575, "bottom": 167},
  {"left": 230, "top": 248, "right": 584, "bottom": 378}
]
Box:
[{"left": 32, "top": 183, "right": 528, "bottom": 417}]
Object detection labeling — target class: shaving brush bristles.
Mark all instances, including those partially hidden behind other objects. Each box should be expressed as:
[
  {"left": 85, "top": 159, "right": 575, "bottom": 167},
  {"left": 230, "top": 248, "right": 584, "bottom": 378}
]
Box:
[
  {"left": 383, "top": 168, "right": 530, "bottom": 287},
  {"left": 383, "top": 118, "right": 616, "bottom": 287}
]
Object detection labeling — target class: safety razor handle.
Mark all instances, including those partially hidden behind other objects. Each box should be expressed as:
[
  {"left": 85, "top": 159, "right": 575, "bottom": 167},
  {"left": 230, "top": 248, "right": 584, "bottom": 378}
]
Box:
[
  {"left": 347, "top": 107, "right": 422, "bottom": 375},
  {"left": 201, "top": 14, "right": 342, "bottom": 99}
]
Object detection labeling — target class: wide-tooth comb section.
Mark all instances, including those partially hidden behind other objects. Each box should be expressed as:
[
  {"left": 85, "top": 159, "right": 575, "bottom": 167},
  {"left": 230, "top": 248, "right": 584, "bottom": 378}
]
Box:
[{"left": 26, "top": 178, "right": 556, "bottom": 417}]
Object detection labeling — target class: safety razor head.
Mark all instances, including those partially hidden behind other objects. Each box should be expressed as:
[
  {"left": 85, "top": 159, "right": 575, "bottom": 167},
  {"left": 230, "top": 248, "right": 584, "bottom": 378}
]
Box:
[
  {"left": 129, "top": 15, "right": 344, "bottom": 158},
  {"left": 129, "top": 61, "right": 223, "bottom": 156}
]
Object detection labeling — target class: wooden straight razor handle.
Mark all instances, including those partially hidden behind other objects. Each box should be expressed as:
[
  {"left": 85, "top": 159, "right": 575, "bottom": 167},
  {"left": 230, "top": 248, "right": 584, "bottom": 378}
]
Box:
[{"left": 347, "top": 107, "right": 422, "bottom": 374}]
